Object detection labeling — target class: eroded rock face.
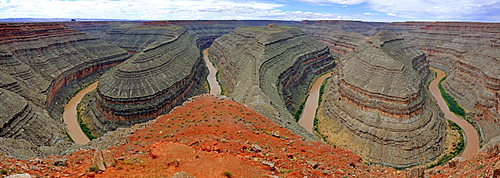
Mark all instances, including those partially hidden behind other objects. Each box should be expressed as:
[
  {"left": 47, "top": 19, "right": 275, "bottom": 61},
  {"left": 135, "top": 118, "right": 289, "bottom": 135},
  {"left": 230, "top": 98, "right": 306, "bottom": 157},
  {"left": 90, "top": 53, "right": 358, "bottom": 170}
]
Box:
[
  {"left": 398, "top": 22, "right": 500, "bottom": 143},
  {"left": 317, "top": 31, "right": 446, "bottom": 168},
  {"left": 210, "top": 25, "right": 335, "bottom": 140},
  {"left": 0, "top": 23, "right": 129, "bottom": 151},
  {"left": 97, "top": 26, "right": 208, "bottom": 122},
  {"left": 0, "top": 89, "right": 65, "bottom": 147},
  {"left": 443, "top": 45, "right": 500, "bottom": 141},
  {"left": 300, "top": 25, "right": 365, "bottom": 59}
]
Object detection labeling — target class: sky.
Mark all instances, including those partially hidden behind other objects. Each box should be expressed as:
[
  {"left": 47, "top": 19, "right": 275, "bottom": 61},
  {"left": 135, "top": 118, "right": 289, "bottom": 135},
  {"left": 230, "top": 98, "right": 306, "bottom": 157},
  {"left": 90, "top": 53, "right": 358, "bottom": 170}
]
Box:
[{"left": 0, "top": 0, "right": 499, "bottom": 22}]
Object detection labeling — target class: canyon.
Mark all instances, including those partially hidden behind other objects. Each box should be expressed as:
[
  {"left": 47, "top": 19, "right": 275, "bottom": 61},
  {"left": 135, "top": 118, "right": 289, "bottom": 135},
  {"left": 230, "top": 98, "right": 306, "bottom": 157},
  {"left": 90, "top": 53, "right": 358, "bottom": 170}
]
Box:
[
  {"left": 209, "top": 25, "right": 336, "bottom": 140},
  {"left": 0, "top": 20, "right": 498, "bottom": 176},
  {"left": 316, "top": 30, "right": 446, "bottom": 168}
]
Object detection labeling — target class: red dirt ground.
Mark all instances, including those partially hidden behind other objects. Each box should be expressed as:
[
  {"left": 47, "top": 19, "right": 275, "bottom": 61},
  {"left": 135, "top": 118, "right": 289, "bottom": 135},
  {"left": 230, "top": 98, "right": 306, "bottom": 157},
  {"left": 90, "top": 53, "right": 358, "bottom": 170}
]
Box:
[{"left": 1, "top": 95, "right": 498, "bottom": 177}]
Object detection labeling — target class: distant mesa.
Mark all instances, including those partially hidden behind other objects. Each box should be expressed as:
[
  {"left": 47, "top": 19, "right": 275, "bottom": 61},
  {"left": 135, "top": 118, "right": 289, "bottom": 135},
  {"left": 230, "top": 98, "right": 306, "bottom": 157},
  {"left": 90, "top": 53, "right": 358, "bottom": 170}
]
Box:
[
  {"left": 316, "top": 30, "right": 446, "bottom": 168},
  {"left": 209, "top": 25, "right": 336, "bottom": 140}
]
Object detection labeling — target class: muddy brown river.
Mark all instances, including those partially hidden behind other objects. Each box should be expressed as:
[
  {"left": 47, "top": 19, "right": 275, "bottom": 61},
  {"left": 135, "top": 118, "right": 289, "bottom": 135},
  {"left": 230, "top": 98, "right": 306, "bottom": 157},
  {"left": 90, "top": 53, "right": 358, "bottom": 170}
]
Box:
[
  {"left": 203, "top": 48, "right": 221, "bottom": 96},
  {"left": 298, "top": 72, "right": 332, "bottom": 134},
  {"left": 63, "top": 82, "right": 97, "bottom": 144},
  {"left": 429, "top": 68, "right": 479, "bottom": 158}
]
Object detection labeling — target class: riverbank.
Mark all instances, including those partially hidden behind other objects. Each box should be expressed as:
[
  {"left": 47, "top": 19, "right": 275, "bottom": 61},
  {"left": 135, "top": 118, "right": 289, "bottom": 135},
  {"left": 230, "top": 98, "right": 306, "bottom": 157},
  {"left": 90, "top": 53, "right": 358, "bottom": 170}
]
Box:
[
  {"left": 62, "top": 82, "right": 98, "bottom": 144},
  {"left": 429, "top": 68, "right": 479, "bottom": 158},
  {"left": 203, "top": 48, "right": 221, "bottom": 96},
  {"left": 298, "top": 72, "right": 332, "bottom": 134}
]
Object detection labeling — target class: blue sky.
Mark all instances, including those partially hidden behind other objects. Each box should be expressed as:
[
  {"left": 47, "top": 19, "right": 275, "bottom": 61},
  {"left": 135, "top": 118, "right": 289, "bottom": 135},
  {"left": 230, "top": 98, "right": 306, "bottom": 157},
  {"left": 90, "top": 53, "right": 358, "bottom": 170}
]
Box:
[{"left": 0, "top": 0, "right": 498, "bottom": 22}]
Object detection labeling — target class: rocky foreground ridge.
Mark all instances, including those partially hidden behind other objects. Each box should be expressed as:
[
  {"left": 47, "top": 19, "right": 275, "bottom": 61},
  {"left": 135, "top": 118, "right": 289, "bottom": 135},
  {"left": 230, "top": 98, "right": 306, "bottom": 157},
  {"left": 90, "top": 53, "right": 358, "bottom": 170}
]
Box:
[
  {"left": 3, "top": 95, "right": 500, "bottom": 177},
  {"left": 316, "top": 31, "right": 447, "bottom": 168},
  {"left": 209, "top": 25, "right": 336, "bottom": 140},
  {"left": 0, "top": 23, "right": 130, "bottom": 149}
]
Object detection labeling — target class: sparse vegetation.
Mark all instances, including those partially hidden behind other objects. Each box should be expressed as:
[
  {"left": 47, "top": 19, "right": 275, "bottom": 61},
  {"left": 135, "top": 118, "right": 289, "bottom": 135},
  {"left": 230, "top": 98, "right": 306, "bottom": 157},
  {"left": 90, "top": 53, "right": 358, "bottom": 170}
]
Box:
[
  {"left": 438, "top": 76, "right": 466, "bottom": 117},
  {"left": 294, "top": 95, "right": 308, "bottom": 122},
  {"left": 223, "top": 171, "right": 232, "bottom": 177},
  {"left": 427, "top": 120, "right": 465, "bottom": 168},
  {"left": 77, "top": 103, "right": 97, "bottom": 140}
]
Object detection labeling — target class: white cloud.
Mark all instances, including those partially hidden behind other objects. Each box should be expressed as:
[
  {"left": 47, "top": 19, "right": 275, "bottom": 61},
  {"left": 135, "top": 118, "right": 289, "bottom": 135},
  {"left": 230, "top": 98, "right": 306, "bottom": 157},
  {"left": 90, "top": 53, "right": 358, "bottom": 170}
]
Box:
[
  {"left": 296, "top": 0, "right": 366, "bottom": 5},
  {"left": 386, "top": 13, "right": 396, "bottom": 16},
  {"left": 296, "top": 0, "right": 500, "bottom": 21},
  {"left": 363, "top": 12, "right": 378, "bottom": 15},
  {"left": 0, "top": 0, "right": 285, "bottom": 20}
]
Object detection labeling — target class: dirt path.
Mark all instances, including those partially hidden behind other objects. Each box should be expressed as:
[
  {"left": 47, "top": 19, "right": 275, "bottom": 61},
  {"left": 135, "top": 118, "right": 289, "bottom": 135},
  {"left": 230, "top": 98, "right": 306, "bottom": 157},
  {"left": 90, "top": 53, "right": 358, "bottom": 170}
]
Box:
[
  {"left": 298, "top": 73, "right": 332, "bottom": 134},
  {"left": 203, "top": 48, "right": 221, "bottom": 96},
  {"left": 62, "top": 82, "right": 97, "bottom": 144},
  {"left": 429, "top": 68, "right": 479, "bottom": 158}
]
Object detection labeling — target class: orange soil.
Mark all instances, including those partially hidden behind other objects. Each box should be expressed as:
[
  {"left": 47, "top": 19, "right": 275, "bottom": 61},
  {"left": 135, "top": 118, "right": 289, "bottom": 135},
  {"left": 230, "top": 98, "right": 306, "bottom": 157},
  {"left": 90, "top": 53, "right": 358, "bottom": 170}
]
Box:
[{"left": 3, "top": 95, "right": 498, "bottom": 177}]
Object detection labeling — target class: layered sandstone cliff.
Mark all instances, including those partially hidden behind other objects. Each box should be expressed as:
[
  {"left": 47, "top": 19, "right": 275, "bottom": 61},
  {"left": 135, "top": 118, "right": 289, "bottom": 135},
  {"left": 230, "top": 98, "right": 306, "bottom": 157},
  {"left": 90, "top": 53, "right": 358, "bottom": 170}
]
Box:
[
  {"left": 97, "top": 26, "right": 208, "bottom": 122},
  {"left": 398, "top": 22, "right": 500, "bottom": 143},
  {"left": 443, "top": 45, "right": 500, "bottom": 142},
  {"left": 0, "top": 23, "right": 130, "bottom": 149},
  {"left": 209, "top": 25, "right": 335, "bottom": 140},
  {"left": 0, "top": 89, "right": 65, "bottom": 147},
  {"left": 317, "top": 31, "right": 446, "bottom": 168},
  {"left": 300, "top": 25, "right": 365, "bottom": 58}
]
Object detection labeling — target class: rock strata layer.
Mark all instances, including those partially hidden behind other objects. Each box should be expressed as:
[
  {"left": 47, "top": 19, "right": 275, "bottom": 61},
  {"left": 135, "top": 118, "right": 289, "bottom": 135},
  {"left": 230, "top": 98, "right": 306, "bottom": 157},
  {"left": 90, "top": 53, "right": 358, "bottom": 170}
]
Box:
[
  {"left": 0, "top": 89, "right": 65, "bottom": 147},
  {"left": 0, "top": 23, "right": 130, "bottom": 150},
  {"left": 209, "top": 25, "right": 335, "bottom": 140},
  {"left": 97, "top": 26, "right": 208, "bottom": 122},
  {"left": 317, "top": 31, "right": 446, "bottom": 168}
]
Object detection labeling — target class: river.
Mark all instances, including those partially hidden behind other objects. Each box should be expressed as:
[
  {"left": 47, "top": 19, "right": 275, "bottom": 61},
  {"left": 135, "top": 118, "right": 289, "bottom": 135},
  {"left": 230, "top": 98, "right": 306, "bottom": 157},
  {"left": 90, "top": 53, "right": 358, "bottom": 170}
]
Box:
[
  {"left": 429, "top": 68, "right": 479, "bottom": 158},
  {"left": 62, "top": 82, "right": 97, "bottom": 144},
  {"left": 203, "top": 48, "right": 221, "bottom": 96},
  {"left": 63, "top": 49, "right": 221, "bottom": 144},
  {"left": 298, "top": 72, "right": 332, "bottom": 134}
]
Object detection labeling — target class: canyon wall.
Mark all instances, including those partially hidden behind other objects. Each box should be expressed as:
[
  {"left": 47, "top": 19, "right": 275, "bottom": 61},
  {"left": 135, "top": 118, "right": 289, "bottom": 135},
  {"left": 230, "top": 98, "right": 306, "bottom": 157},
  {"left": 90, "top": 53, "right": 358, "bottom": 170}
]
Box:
[
  {"left": 399, "top": 22, "right": 500, "bottom": 143},
  {"left": 301, "top": 21, "right": 500, "bottom": 145},
  {"left": 209, "top": 25, "right": 336, "bottom": 140},
  {"left": 317, "top": 31, "right": 446, "bottom": 168},
  {"left": 300, "top": 25, "right": 365, "bottom": 59},
  {"left": 96, "top": 26, "right": 208, "bottom": 122},
  {"left": 0, "top": 23, "right": 130, "bottom": 148}
]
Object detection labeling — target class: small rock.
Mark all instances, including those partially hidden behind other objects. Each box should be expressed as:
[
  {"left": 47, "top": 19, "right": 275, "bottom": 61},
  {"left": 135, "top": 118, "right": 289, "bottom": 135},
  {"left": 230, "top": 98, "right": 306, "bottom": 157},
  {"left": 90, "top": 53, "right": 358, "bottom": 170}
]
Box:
[
  {"left": 101, "top": 150, "right": 116, "bottom": 168},
  {"left": 116, "top": 157, "right": 125, "bottom": 160},
  {"left": 493, "top": 160, "right": 500, "bottom": 177},
  {"left": 91, "top": 151, "right": 106, "bottom": 171},
  {"left": 54, "top": 158, "right": 68, "bottom": 167},
  {"left": 448, "top": 158, "right": 457, "bottom": 168},
  {"left": 272, "top": 131, "right": 280, "bottom": 138},
  {"left": 307, "top": 160, "right": 319, "bottom": 169},
  {"left": 30, "top": 158, "right": 43, "bottom": 165},
  {"left": 30, "top": 165, "right": 39, "bottom": 170},
  {"left": 167, "top": 159, "right": 180, "bottom": 167},
  {"left": 87, "top": 171, "right": 96, "bottom": 177},
  {"left": 261, "top": 161, "right": 276, "bottom": 170},
  {"left": 487, "top": 144, "right": 500, "bottom": 158},
  {"left": 252, "top": 144, "right": 262, "bottom": 152},
  {"left": 171, "top": 171, "right": 195, "bottom": 178},
  {"left": 5, "top": 173, "right": 31, "bottom": 178},
  {"left": 406, "top": 167, "right": 424, "bottom": 178}
]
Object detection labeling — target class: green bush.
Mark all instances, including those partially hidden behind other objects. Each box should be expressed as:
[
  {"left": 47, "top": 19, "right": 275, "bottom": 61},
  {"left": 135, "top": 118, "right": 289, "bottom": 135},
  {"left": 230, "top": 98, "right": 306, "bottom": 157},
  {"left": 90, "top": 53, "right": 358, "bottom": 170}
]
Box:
[
  {"left": 223, "top": 171, "right": 232, "bottom": 177},
  {"left": 438, "top": 76, "right": 466, "bottom": 117}
]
